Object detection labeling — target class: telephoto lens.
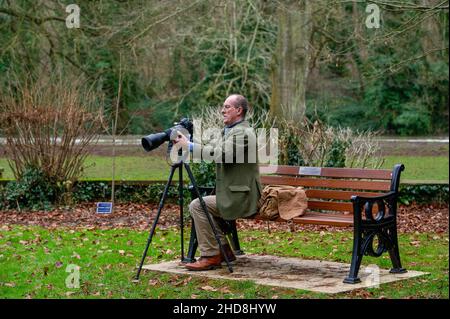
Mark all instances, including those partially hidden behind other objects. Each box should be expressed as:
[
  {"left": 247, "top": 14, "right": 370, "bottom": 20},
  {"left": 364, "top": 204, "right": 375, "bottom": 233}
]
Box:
[
  {"left": 141, "top": 130, "right": 171, "bottom": 152},
  {"left": 141, "top": 118, "right": 193, "bottom": 152}
]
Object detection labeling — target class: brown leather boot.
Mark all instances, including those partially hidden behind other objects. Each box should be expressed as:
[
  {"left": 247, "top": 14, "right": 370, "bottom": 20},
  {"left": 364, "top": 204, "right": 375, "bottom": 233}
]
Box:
[
  {"left": 220, "top": 244, "right": 236, "bottom": 262},
  {"left": 184, "top": 254, "right": 222, "bottom": 271}
]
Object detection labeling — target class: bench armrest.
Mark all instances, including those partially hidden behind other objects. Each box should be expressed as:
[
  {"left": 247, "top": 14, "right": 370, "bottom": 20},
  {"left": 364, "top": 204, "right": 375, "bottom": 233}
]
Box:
[
  {"left": 351, "top": 191, "right": 398, "bottom": 223},
  {"left": 350, "top": 191, "right": 397, "bottom": 204}
]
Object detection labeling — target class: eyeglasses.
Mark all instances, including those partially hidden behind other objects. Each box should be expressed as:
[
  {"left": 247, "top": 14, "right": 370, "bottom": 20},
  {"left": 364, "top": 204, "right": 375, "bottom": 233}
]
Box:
[{"left": 221, "top": 104, "right": 239, "bottom": 110}]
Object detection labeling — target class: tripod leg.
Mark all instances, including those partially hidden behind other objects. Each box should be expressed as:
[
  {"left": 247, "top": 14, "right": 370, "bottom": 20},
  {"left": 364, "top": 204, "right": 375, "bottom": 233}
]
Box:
[
  {"left": 184, "top": 218, "right": 198, "bottom": 263},
  {"left": 183, "top": 162, "right": 233, "bottom": 273},
  {"left": 179, "top": 165, "right": 185, "bottom": 262},
  {"left": 229, "top": 220, "right": 244, "bottom": 255},
  {"left": 135, "top": 165, "right": 177, "bottom": 280}
]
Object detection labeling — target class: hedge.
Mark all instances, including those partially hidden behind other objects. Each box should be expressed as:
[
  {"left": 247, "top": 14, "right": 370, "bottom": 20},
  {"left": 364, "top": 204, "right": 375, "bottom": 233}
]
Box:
[{"left": 0, "top": 179, "right": 448, "bottom": 211}]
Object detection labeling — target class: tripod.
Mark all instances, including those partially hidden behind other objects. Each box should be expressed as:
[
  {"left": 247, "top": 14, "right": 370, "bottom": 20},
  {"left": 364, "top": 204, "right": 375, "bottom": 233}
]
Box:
[{"left": 135, "top": 160, "right": 234, "bottom": 280}]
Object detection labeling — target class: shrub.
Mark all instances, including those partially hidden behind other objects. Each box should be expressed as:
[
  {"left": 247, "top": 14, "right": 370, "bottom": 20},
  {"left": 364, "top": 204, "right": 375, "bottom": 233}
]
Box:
[
  {"left": 399, "top": 184, "right": 449, "bottom": 205},
  {"left": 70, "top": 181, "right": 190, "bottom": 205},
  {"left": 0, "top": 75, "right": 102, "bottom": 188},
  {"left": 190, "top": 162, "right": 216, "bottom": 188},
  {"left": 0, "top": 166, "right": 60, "bottom": 211},
  {"left": 278, "top": 117, "right": 384, "bottom": 168},
  {"left": 393, "top": 102, "right": 432, "bottom": 136}
]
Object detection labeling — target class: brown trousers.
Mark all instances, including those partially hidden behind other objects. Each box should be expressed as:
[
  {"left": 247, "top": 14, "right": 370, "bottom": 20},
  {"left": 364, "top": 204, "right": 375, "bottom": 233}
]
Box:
[{"left": 188, "top": 195, "right": 228, "bottom": 257}]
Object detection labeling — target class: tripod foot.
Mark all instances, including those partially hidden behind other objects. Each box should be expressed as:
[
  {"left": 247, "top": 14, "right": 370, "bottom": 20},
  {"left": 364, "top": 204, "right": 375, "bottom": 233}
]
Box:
[{"left": 181, "top": 257, "right": 196, "bottom": 264}]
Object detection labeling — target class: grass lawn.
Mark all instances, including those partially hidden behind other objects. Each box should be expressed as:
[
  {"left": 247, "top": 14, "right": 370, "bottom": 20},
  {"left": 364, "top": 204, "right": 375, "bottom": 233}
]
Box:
[
  {"left": 0, "top": 156, "right": 171, "bottom": 181},
  {"left": 93, "top": 155, "right": 450, "bottom": 181},
  {"left": 0, "top": 225, "right": 447, "bottom": 299},
  {"left": 1, "top": 155, "right": 448, "bottom": 182},
  {"left": 382, "top": 156, "right": 449, "bottom": 182}
]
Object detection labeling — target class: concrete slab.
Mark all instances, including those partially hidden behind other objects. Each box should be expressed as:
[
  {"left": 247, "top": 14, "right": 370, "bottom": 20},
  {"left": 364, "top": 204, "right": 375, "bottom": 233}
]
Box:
[{"left": 142, "top": 254, "right": 428, "bottom": 294}]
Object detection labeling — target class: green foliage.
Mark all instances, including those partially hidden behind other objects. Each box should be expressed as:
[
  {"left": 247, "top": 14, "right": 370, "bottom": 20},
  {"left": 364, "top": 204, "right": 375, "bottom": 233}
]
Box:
[
  {"left": 359, "top": 48, "right": 448, "bottom": 135},
  {"left": 399, "top": 184, "right": 449, "bottom": 205},
  {"left": 326, "top": 139, "right": 348, "bottom": 168},
  {"left": 392, "top": 102, "right": 432, "bottom": 136},
  {"left": 0, "top": 166, "right": 60, "bottom": 211},
  {"left": 57, "top": 180, "right": 450, "bottom": 206},
  {"left": 0, "top": 1, "right": 447, "bottom": 136},
  {"left": 71, "top": 182, "right": 110, "bottom": 203},
  {"left": 70, "top": 181, "right": 190, "bottom": 205},
  {"left": 190, "top": 162, "right": 216, "bottom": 188}
]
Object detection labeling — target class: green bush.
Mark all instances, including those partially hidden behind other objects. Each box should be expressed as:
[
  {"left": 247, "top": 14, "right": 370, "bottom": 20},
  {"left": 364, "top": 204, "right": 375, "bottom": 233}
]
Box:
[
  {"left": 71, "top": 182, "right": 190, "bottom": 205},
  {"left": 399, "top": 184, "right": 449, "bottom": 205},
  {"left": 0, "top": 166, "right": 60, "bottom": 211},
  {"left": 72, "top": 182, "right": 110, "bottom": 203},
  {"left": 392, "top": 102, "right": 432, "bottom": 136},
  {"left": 326, "top": 138, "right": 348, "bottom": 168},
  {"left": 190, "top": 161, "right": 216, "bottom": 187}
]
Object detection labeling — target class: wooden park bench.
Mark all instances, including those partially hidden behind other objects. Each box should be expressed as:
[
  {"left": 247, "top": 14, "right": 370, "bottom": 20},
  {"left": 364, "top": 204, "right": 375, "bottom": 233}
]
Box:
[{"left": 186, "top": 164, "right": 407, "bottom": 284}]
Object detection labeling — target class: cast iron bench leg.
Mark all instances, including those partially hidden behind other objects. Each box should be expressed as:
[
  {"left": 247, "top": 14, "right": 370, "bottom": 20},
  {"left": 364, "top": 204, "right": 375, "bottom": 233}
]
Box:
[
  {"left": 387, "top": 225, "right": 407, "bottom": 274},
  {"left": 344, "top": 229, "right": 363, "bottom": 284}
]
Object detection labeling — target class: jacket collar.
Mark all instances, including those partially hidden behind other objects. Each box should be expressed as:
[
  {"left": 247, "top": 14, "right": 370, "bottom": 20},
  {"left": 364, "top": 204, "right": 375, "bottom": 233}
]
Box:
[
  {"left": 225, "top": 118, "right": 245, "bottom": 129},
  {"left": 223, "top": 119, "right": 249, "bottom": 137}
]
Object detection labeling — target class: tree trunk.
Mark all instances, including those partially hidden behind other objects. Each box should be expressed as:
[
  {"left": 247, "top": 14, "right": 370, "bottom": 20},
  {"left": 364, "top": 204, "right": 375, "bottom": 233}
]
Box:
[
  {"left": 270, "top": 1, "right": 312, "bottom": 123},
  {"left": 420, "top": 0, "right": 444, "bottom": 64}
]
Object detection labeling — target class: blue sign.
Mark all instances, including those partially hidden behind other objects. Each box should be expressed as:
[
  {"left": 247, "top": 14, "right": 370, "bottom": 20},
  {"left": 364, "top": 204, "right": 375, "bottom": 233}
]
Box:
[{"left": 96, "top": 202, "right": 112, "bottom": 214}]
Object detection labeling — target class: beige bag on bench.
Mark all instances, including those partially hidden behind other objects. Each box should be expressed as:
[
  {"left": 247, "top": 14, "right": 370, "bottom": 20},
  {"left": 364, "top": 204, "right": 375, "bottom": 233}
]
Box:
[{"left": 257, "top": 185, "right": 308, "bottom": 220}]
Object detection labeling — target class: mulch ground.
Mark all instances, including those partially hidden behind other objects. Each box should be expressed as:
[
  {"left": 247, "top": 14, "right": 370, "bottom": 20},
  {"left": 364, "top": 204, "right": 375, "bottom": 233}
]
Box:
[{"left": 0, "top": 203, "right": 447, "bottom": 234}]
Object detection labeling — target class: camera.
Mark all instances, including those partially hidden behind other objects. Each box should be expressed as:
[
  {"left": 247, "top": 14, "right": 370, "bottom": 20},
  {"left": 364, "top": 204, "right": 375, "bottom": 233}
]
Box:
[{"left": 141, "top": 118, "right": 193, "bottom": 152}]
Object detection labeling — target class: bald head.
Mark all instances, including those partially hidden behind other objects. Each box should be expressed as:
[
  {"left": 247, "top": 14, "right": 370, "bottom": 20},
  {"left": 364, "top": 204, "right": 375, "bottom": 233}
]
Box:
[
  {"left": 227, "top": 94, "right": 248, "bottom": 117},
  {"left": 221, "top": 94, "right": 249, "bottom": 126}
]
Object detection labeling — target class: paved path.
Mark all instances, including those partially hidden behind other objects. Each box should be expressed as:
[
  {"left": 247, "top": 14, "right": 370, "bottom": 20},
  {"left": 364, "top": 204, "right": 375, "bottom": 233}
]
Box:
[{"left": 1, "top": 136, "right": 448, "bottom": 145}]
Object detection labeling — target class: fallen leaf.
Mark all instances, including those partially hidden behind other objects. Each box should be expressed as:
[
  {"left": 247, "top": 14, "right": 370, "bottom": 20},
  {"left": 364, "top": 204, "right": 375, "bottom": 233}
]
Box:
[
  {"left": 72, "top": 252, "right": 81, "bottom": 259},
  {"left": 148, "top": 279, "right": 159, "bottom": 286},
  {"left": 118, "top": 250, "right": 125, "bottom": 255},
  {"left": 201, "top": 285, "right": 217, "bottom": 292},
  {"left": 55, "top": 261, "right": 63, "bottom": 268},
  {"left": 409, "top": 241, "right": 421, "bottom": 247},
  {"left": 219, "top": 287, "right": 231, "bottom": 294}
]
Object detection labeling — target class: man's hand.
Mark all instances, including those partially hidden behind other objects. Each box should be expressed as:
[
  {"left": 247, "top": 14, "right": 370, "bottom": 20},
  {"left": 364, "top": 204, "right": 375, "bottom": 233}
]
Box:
[{"left": 174, "top": 130, "right": 189, "bottom": 149}]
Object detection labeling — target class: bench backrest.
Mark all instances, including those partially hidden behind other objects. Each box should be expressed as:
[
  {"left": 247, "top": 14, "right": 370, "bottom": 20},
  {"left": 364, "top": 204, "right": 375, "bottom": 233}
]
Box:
[{"left": 259, "top": 164, "right": 404, "bottom": 215}]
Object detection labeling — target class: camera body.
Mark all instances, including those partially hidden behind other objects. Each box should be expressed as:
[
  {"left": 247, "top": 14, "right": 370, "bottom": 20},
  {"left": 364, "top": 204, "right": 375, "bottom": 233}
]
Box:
[{"left": 141, "top": 118, "right": 193, "bottom": 152}]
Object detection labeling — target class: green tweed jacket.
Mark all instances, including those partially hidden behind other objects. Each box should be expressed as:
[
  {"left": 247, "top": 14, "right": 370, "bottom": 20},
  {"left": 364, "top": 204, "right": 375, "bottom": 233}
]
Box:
[{"left": 201, "top": 120, "right": 262, "bottom": 220}]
